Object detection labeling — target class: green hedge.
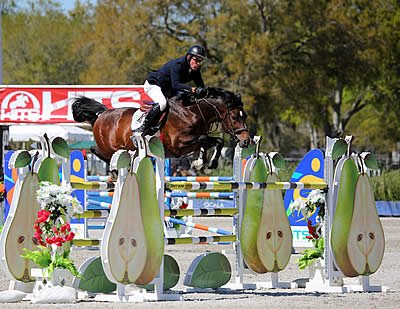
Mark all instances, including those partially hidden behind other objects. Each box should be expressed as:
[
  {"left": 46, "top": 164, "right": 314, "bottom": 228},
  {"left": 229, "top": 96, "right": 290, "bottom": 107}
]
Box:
[
  {"left": 205, "top": 157, "right": 400, "bottom": 201},
  {"left": 370, "top": 170, "right": 400, "bottom": 201}
]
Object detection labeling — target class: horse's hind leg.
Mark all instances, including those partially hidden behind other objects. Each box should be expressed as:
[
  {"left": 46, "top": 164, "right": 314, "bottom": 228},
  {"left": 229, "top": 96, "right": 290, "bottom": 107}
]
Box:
[
  {"left": 89, "top": 146, "right": 118, "bottom": 180},
  {"left": 90, "top": 146, "right": 110, "bottom": 165}
]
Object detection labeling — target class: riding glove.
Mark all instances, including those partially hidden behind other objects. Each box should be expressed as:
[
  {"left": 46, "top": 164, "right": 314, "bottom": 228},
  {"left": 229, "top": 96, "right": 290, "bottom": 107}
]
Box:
[{"left": 195, "top": 87, "right": 207, "bottom": 98}]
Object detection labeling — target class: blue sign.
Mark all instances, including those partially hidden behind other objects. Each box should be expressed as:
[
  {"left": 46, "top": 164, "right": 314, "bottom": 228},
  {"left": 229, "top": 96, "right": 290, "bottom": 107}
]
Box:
[
  {"left": 70, "top": 150, "right": 85, "bottom": 225},
  {"left": 283, "top": 149, "right": 324, "bottom": 226},
  {"left": 3, "top": 151, "right": 15, "bottom": 222}
]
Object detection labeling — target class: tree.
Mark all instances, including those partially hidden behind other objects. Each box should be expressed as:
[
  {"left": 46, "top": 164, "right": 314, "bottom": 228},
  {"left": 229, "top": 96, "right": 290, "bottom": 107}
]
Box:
[
  {"left": 3, "top": 0, "right": 93, "bottom": 84},
  {"left": 267, "top": 0, "right": 400, "bottom": 148},
  {"left": 3, "top": 0, "right": 400, "bottom": 155}
]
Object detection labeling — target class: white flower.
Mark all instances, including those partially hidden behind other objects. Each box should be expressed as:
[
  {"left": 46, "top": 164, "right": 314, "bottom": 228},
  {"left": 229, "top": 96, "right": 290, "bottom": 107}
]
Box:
[
  {"left": 307, "top": 189, "right": 325, "bottom": 206},
  {"left": 36, "top": 181, "right": 82, "bottom": 216},
  {"left": 304, "top": 189, "right": 326, "bottom": 221},
  {"left": 289, "top": 189, "right": 326, "bottom": 222},
  {"left": 289, "top": 198, "right": 306, "bottom": 216}
]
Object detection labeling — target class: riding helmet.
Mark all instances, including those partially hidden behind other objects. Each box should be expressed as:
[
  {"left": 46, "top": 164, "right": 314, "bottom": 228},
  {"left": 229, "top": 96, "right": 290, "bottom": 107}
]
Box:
[{"left": 187, "top": 45, "right": 207, "bottom": 60}]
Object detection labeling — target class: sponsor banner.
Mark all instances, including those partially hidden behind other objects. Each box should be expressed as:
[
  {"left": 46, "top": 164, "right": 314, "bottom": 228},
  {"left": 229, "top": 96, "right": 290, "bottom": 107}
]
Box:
[
  {"left": 0, "top": 85, "right": 151, "bottom": 123},
  {"left": 191, "top": 199, "right": 233, "bottom": 209},
  {"left": 292, "top": 226, "right": 313, "bottom": 248}
]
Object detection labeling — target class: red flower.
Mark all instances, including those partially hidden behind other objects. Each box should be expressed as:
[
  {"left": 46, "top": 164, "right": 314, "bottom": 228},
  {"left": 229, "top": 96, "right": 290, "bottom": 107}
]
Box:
[
  {"left": 37, "top": 210, "right": 51, "bottom": 223},
  {"left": 34, "top": 224, "right": 42, "bottom": 234},
  {"left": 179, "top": 202, "right": 189, "bottom": 209},
  {"left": 65, "top": 232, "right": 75, "bottom": 242},
  {"left": 54, "top": 236, "right": 64, "bottom": 246},
  {"left": 307, "top": 219, "right": 320, "bottom": 239},
  {"left": 34, "top": 232, "right": 45, "bottom": 246},
  {"left": 45, "top": 235, "right": 65, "bottom": 246},
  {"left": 60, "top": 223, "right": 70, "bottom": 233}
]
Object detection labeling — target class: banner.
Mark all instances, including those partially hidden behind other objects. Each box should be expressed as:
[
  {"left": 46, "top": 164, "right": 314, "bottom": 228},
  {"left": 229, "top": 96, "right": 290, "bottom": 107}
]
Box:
[{"left": 0, "top": 85, "right": 151, "bottom": 123}]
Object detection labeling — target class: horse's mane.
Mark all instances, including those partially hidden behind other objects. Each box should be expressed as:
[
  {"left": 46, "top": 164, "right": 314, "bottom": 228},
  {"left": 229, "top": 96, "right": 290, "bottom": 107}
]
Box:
[
  {"left": 172, "top": 87, "right": 243, "bottom": 109},
  {"left": 206, "top": 87, "right": 243, "bottom": 108}
]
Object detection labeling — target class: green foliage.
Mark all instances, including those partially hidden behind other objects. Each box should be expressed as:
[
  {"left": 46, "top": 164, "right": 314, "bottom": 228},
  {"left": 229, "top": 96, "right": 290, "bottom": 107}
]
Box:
[
  {"left": 21, "top": 246, "right": 52, "bottom": 269},
  {"left": 21, "top": 246, "right": 81, "bottom": 278},
  {"left": 297, "top": 238, "right": 324, "bottom": 270},
  {"left": 3, "top": 0, "right": 400, "bottom": 153},
  {"left": 49, "top": 253, "right": 81, "bottom": 278},
  {"left": 371, "top": 170, "right": 400, "bottom": 201},
  {"left": 277, "top": 162, "right": 297, "bottom": 183}
]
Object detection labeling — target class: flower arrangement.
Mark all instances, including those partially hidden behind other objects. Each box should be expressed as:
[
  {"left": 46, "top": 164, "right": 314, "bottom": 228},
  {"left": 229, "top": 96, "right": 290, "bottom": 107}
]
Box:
[
  {"left": 289, "top": 189, "right": 326, "bottom": 270},
  {"left": 22, "top": 181, "right": 83, "bottom": 277}
]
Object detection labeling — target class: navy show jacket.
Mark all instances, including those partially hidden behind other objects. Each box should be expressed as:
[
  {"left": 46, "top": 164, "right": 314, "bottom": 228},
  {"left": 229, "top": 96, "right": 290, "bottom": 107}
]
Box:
[{"left": 146, "top": 56, "right": 205, "bottom": 98}]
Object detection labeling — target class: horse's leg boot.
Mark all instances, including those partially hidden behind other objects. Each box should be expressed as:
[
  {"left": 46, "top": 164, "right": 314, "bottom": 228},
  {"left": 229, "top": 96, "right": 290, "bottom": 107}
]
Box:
[{"left": 136, "top": 104, "right": 163, "bottom": 135}]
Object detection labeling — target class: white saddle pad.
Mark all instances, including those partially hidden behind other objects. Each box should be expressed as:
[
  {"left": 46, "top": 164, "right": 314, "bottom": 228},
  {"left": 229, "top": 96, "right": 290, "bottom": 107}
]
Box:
[{"left": 131, "top": 110, "right": 146, "bottom": 131}]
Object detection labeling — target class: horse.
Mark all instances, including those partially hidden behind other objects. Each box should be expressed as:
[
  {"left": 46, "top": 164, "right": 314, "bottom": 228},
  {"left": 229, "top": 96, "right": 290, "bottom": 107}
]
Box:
[{"left": 72, "top": 87, "right": 251, "bottom": 170}]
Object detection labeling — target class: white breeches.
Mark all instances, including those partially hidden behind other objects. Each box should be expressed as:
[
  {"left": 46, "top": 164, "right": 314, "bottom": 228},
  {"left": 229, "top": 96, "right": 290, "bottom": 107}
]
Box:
[{"left": 144, "top": 80, "right": 167, "bottom": 111}]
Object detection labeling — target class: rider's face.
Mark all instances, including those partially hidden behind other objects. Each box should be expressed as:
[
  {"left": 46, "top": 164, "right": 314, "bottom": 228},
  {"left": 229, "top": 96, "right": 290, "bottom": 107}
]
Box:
[{"left": 189, "top": 56, "right": 203, "bottom": 71}]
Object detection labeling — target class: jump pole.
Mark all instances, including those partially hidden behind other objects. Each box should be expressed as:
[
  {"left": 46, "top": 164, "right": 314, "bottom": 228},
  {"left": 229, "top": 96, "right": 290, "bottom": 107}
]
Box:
[{"left": 164, "top": 216, "right": 233, "bottom": 236}]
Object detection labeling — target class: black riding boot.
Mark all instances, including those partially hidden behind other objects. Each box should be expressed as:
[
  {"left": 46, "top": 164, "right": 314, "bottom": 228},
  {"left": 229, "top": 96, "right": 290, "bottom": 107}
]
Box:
[{"left": 136, "top": 104, "right": 163, "bottom": 135}]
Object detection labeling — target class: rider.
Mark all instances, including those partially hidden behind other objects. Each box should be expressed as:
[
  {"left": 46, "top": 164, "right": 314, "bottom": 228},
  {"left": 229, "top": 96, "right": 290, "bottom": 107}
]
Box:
[{"left": 136, "top": 45, "right": 208, "bottom": 134}]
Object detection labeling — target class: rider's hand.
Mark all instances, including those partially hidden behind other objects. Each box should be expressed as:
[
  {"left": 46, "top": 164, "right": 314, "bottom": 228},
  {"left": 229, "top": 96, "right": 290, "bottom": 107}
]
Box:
[{"left": 195, "top": 87, "right": 207, "bottom": 98}]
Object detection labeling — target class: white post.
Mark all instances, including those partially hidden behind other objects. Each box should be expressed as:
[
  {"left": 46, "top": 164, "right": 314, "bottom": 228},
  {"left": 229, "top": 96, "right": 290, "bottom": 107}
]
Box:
[
  {"left": 232, "top": 144, "right": 244, "bottom": 285},
  {"left": 325, "top": 136, "right": 335, "bottom": 285},
  {"left": 153, "top": 156, "right": 165, "bottom": 299}
]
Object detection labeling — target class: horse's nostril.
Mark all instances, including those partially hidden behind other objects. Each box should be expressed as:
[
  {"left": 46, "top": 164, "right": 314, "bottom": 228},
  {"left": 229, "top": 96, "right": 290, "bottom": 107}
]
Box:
[{"left": 239, "top": 139, "right": 250, "bottom": 148}]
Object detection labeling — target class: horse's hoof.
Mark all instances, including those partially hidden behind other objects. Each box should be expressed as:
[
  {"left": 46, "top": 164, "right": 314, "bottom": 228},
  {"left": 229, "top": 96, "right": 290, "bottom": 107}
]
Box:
[
  {"left": 202, "top": 168, "right": 212, "bottom": 175},
  {"left": 109, "top": 170, "right": 118, "bottom": 182},
  {"left": 191, "top": 159, "right": 204, "bottom": 171},
  {"left": 208, "top": 160, "right": 218, "bottom": 170}
]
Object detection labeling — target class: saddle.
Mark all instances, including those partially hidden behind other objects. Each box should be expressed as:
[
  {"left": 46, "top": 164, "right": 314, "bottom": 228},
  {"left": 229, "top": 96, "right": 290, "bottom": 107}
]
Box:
[{"left": 131, "top": 100, "right": 167, "bottom": 134}]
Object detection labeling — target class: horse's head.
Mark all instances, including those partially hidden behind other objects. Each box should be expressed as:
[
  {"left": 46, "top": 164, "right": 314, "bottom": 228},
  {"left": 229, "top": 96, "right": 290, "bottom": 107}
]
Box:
[{"left": 205, "top": 87, "right": 251, "bottom": 148}]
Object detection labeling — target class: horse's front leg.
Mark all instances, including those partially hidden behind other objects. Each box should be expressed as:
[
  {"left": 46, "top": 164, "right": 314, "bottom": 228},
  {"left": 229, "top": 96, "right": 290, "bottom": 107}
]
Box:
[
  {"left": 190, "top": 135, "right": 208, "bottom": 171},
  {"left": 206, "top": 137, "right": 224, "bottom": 170}
]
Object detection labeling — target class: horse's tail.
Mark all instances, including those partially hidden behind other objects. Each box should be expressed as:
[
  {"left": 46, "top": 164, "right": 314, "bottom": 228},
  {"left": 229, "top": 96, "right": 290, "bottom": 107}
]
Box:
[{"left": 72, "top": 96, "right": 108, "bottom": 127}]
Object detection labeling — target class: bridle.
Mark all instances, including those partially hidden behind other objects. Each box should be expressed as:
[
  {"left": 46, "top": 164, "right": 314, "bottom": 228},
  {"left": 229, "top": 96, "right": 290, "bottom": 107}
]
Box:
[{"left": 194, "top": 96, "right": 248, "bottom": 143}]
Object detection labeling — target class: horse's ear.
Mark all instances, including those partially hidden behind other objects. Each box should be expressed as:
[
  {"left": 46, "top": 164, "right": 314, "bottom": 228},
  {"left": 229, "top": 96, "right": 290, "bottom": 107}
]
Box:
[{"left": 235, "top": 94, "right": 243, "bottom": 106}]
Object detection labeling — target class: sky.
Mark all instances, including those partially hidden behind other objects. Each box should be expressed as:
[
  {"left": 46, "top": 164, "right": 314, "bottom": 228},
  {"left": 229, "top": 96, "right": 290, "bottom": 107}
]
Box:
[
  {"left": 12, "top": 1, "right": 97, "bottom": 12},
  {"left": 59, "top": 0, "right": 97, "bottom": 11}
]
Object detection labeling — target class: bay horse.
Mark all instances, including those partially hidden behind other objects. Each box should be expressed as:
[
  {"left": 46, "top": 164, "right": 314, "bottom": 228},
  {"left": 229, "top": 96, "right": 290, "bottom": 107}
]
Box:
[{"left": 72, "top": 87, "right": 251, "bottom": 170}]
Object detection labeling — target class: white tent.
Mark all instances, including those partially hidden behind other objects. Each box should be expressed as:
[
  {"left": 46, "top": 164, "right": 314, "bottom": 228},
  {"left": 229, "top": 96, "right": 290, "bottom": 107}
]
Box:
[{"left": 9, "top": 125, "right": 93, "bottom": 143}]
